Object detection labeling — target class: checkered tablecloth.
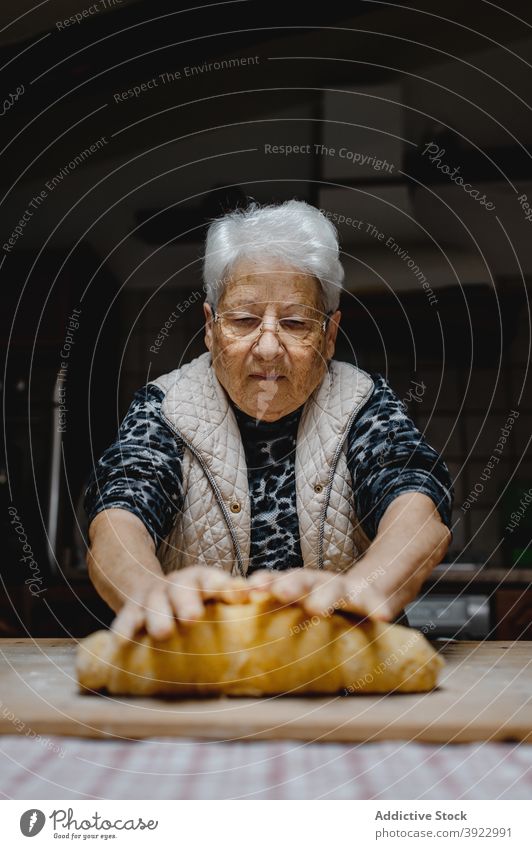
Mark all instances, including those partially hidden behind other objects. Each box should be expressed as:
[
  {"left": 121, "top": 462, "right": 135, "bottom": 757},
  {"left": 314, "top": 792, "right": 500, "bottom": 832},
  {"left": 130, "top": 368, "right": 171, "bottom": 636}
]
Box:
[{"left": 1, "top": 737, "right": 531, "bottom": 799}]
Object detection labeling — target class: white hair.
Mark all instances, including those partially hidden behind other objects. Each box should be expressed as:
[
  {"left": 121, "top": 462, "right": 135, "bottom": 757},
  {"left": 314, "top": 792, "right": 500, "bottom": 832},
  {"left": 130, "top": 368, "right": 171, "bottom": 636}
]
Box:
[{"left": 202, "top": 199, "right": 344, "bottom": 313}]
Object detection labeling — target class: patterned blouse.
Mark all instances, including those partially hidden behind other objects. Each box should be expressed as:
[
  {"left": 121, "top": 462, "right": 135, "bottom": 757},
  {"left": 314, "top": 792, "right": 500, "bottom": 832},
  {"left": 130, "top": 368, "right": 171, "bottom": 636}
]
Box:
[{"left": 83, "top": 372, "right": 454, "bottom": 573}]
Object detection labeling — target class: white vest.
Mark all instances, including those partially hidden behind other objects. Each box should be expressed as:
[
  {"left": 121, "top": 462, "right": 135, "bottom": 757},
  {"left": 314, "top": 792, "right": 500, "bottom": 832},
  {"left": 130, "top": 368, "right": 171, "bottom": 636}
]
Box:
[{"left": 150, "top": 352, "right": 374, "bottom": 577}]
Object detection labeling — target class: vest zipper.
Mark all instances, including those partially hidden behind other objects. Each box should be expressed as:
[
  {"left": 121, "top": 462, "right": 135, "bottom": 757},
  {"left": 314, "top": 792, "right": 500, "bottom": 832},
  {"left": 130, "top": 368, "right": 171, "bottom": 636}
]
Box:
[
  {"left": 159, "top": 412, "right": 247, "bottom": 578},
  {"left": 317, "top": 383, "right": 374, "bottom": 569}
]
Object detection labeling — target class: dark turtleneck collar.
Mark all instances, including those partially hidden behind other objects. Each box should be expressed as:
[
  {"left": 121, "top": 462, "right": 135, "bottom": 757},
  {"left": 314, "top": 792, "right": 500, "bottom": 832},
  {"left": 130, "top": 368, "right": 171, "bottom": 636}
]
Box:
[{"left": 229, "top": 396, "right": 304, "bottom": 434}]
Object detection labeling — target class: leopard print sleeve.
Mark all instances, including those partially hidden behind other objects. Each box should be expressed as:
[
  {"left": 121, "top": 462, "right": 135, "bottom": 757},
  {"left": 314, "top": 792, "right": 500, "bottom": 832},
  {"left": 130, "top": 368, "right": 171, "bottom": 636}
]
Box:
[
  {"left": 346, "top": 373, "right": 454, "bottom": 542},
  {"left": 83, "top": 384, "right": 184, "bottom": 545}
]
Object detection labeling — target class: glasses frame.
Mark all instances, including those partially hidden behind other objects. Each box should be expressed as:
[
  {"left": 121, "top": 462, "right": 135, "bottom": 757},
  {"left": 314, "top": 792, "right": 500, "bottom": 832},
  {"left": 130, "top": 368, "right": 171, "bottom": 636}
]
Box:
[{"left": 212, "top": 308, "right": 333, "bottom": 346}]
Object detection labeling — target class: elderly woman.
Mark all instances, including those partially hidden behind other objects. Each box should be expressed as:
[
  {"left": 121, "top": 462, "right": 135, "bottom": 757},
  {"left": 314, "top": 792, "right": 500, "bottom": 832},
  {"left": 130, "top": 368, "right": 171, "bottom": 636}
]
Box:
[{"left": 85, "top": 200, "right": 453, "bottom": 642}]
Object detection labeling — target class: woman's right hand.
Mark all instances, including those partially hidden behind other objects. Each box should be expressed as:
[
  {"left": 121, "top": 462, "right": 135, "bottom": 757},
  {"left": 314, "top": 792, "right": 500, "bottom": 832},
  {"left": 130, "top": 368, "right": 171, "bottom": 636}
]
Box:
[{"left": 110, "top": 565, "right": 250, "bottom": 642}]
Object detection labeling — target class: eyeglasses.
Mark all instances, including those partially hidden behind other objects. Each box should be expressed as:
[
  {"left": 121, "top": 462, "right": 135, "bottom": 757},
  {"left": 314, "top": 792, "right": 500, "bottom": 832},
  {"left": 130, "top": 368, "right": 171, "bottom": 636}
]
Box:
[{"left": 212, "top": 309, "right": 332, "bottom": 346}]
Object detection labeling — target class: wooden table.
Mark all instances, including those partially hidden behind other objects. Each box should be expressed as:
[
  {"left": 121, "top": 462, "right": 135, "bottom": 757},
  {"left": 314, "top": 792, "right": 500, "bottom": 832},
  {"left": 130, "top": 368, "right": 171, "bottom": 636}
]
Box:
[{"left": 1, "top": 638, "right": 531, "bottom": 743}]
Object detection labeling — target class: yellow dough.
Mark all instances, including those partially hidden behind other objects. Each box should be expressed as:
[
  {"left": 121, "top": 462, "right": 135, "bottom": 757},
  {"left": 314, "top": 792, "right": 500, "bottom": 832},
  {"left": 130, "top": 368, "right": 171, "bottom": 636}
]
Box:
[{"left": 77, "top": 590, "right": 444, "bottom": 697}]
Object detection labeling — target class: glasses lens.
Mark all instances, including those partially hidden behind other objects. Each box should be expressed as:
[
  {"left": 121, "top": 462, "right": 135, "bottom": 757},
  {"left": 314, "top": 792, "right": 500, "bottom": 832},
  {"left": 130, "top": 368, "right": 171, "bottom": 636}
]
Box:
[
  {"left": 217, "top": 310, "right": 327, "bottom": 345},
  {"left": 278, "top": 317, "right": 322, "bottom": 344},
  {"left": 221, "top": 314, "right": 262, "bottom": 339}
]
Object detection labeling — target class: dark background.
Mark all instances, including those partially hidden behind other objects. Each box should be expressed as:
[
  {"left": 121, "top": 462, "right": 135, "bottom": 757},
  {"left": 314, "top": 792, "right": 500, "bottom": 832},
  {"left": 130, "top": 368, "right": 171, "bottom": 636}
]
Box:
[{"left": 1, "top": 0, "right": 531, "bottom": 638}]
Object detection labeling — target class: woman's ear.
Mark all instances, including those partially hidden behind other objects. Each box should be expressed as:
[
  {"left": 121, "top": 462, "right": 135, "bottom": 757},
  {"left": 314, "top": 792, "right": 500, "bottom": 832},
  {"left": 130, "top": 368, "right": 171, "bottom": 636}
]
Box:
[
  {"left": 203, "top": 301, "right": 214, "bottom": 352},
  {"left": 325, "top": 310, "right": 341, "bottom": 360}
]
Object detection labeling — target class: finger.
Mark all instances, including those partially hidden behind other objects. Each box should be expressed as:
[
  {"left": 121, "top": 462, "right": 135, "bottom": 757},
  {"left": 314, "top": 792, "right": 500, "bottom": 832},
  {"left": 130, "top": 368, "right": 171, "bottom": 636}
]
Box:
[
  {"left": 198, "top": 570, "right": 250, "bottom": 603},
  {"left": 111, "top": 603, "right": 146, "bottom": 643},
  {"left": 302, "top": 579, "right": 345, "bottom": 617},
  {"left": 343, "top": 584, "right": 392, "bottom": 622},
  {"left": 167, "top": 575, "right": 205, "bottom": 622},
  {"left": 247, "top": 568, "right": 273, "bottom": 582},
  {"left": 268, "top": 569, "right": 323, "bottom": 605},
  {"left": 246, "top": 570, "right": 276, "bottom": 592},
  {"left": 340, "top": 582, "right": 368, "bottom": 614},
  {"left": 144, "top": 590, "right": 177, "bottom": 640},
  {"left": 366, "top": 593, "right": 394, "bottom": 621}
]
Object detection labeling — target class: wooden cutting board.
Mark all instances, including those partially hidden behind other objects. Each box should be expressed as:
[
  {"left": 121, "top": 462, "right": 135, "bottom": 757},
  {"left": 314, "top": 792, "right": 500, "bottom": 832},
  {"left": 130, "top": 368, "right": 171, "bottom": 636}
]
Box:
[{"left": 0, "top": 638, "right": 531, "bottom": 742}]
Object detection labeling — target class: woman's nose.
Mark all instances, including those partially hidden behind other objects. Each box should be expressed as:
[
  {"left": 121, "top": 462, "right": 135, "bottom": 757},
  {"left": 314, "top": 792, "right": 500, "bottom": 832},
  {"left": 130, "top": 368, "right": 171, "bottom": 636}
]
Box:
[{"left": 254, "top": 324, "right": 282, "bottom": 357}]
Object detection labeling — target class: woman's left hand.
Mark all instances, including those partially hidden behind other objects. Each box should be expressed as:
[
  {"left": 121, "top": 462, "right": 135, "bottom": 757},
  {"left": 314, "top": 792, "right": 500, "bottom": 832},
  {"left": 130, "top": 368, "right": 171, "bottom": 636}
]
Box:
[{"left": 246, "top": 567, "right": 394, "bottom": 622}]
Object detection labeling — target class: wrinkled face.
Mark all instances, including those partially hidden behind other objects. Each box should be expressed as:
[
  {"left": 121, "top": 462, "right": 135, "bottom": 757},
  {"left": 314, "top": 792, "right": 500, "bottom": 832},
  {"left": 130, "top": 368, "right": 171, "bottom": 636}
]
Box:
[{"left": 203, "top": 256, "right": 341, "bottom": 421}]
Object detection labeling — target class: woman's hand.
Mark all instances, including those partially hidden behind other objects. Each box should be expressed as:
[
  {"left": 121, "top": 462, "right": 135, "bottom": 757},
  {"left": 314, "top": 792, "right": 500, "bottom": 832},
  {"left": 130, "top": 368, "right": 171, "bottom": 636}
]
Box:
[
  {"left": 111, "top": 565, "right": 249, "bottom": 642},
  {"left": 246, "top": 567, "right": 394, "bottom": 622}
]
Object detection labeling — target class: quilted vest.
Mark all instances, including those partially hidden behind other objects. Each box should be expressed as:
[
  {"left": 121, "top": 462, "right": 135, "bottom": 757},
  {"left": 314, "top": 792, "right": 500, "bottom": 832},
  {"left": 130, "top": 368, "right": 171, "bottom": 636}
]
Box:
[{"left": 150, "top": 351, "right": 375, "bottom": 577}]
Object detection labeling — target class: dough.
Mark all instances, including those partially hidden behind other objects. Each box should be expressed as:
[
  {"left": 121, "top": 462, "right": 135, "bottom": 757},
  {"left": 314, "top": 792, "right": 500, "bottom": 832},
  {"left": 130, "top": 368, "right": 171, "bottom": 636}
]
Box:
[{"left": 77, "top": 591, "right": 444, "bottom": 697}]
